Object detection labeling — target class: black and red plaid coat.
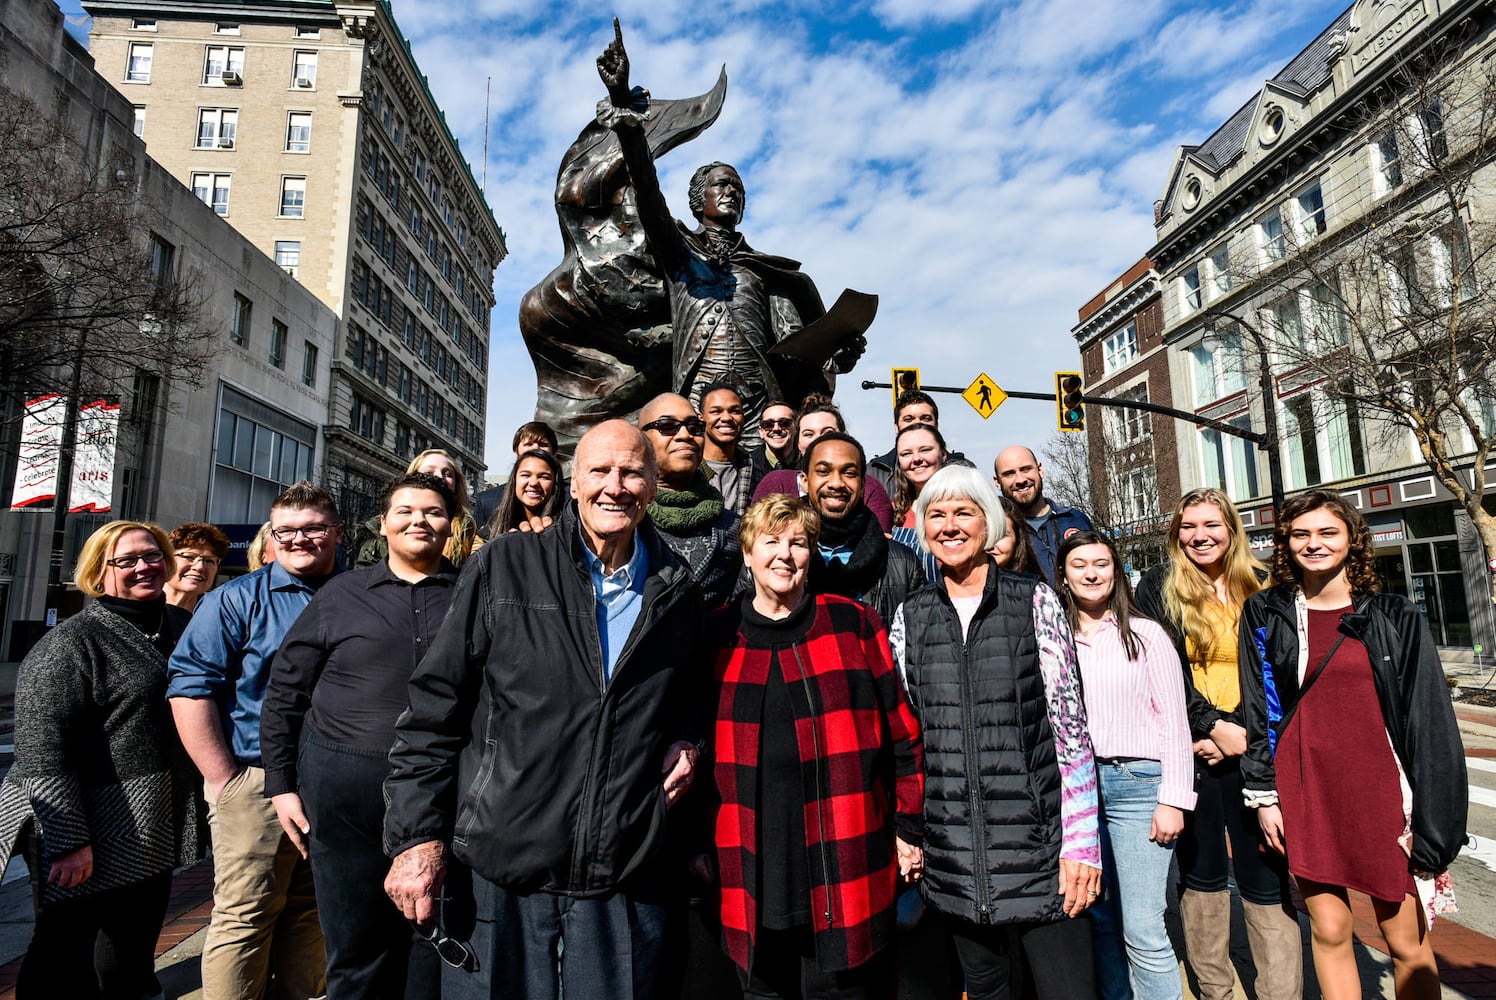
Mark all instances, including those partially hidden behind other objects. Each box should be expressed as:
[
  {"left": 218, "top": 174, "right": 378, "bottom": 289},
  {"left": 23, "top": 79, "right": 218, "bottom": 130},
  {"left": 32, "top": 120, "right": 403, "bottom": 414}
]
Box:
[{"left": 709, "top": 594, "right": 924, "bottom": 973}]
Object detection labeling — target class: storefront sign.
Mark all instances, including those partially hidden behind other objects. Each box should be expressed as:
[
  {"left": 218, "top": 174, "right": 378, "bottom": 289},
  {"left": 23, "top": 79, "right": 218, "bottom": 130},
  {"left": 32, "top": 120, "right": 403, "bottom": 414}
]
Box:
[{"left": 1372, "top": 528, "right": 1406, "bottom": 544}]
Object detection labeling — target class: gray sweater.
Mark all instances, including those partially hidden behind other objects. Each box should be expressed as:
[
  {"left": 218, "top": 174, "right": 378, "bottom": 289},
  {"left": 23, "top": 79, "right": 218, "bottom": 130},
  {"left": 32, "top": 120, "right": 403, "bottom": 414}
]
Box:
[{"left": 0, "top": 601, "right": 204, "bottom": 904}]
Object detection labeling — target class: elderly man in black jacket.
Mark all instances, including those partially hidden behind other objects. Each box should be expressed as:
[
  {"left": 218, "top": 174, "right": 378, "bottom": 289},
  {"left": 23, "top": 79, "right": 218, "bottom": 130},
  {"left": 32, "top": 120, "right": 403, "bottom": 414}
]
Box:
[
  {"left": 801, "top": 431, "right": 925, "bottom": 627},
  {"left": 383, "top": 420, "right": 704, "bottom": 1000}
]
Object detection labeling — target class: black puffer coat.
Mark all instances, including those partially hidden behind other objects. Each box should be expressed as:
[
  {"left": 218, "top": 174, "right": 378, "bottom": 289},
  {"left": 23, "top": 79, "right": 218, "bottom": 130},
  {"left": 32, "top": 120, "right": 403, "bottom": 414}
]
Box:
[{"left": 898, "top": 565, "right": 1065, "bottom": 925}]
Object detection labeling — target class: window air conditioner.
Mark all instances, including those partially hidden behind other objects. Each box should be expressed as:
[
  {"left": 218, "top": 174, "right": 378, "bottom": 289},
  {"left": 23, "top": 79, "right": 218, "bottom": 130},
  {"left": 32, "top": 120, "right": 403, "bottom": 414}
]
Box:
[
  {"left": 218, "top": 136, "right": 235, "bottom": 148},
  {"left": 219, "top": 70, "right": 242, "bottom": 85},
  {"left": 295, "top": 77, "right": 313, "bottom": 88}
]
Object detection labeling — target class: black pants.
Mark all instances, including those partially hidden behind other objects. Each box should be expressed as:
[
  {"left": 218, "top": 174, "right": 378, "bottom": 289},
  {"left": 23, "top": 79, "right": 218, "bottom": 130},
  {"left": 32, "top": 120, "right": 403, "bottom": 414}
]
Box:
[
  {"left": 300, "top": 733, "right": 439, "bottom": 1000},
  {"left": 18, "top": 870, "right": 171, "bottom": 1000},
  {"left": 740, "top": 927, "right": 893, "bottom": 1000},
  {"left": 1176, "top": 757, "right": 1292, "bottom": 905},
  {"left": 948, "top": 916, "right": 1095, "bottom": 1000}
]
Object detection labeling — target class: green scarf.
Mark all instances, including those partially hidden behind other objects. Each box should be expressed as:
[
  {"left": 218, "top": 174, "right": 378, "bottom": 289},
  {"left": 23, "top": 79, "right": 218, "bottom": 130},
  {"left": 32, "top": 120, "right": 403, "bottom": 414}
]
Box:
[{"left": 649, "top": 470, "right": 726, "bottom": 532}]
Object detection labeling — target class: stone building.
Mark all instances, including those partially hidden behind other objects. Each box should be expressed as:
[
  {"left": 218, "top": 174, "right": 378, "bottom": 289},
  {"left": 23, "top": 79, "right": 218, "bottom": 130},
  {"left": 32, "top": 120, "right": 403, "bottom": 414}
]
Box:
[
  {"left": 0, "top": 0, "right": 339, "bottom": 656},
  {"left": 1148, "top": 0, "right": 1496, "bottom": 648},
  {"left": 81, "top": 0, "right": 506, "bottom": 520}
]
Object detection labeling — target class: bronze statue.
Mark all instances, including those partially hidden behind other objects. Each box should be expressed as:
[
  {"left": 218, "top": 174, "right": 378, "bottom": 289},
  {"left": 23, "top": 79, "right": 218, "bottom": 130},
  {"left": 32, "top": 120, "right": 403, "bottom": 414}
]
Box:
[{"left": 518, "top": 19, "right": 872, "bottom": 453}]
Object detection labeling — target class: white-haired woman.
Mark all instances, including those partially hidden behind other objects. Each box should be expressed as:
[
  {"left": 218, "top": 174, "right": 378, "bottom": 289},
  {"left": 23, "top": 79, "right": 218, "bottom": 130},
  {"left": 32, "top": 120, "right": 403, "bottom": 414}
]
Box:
[{"left": 888, "top": 465, "right": 1100, "bottom": 1000}]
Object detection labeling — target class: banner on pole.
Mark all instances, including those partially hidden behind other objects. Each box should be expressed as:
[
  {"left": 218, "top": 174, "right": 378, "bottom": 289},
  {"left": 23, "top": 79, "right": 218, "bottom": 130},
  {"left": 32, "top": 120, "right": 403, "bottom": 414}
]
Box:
[
  {"left": 9, "top": 394, "right": 66, "bottom": 509},
  {"left": 69, "top": 399, "right": 120, "bottom": 512}
]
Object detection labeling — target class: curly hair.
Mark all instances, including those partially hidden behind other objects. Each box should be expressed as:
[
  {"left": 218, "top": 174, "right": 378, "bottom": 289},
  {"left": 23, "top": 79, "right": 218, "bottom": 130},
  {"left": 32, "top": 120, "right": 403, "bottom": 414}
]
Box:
[
  {"left": 740, "top": 493, "right": 820, "bottom": 551},
  {"left": 687, "top": 162, "right": 744, "bottom": 223},
  {"left": 1272, "top": 489, "right": 1381, "bottom": 595},
  {"left": 169, "top": 522, "right": 230, "bottom": 560}
]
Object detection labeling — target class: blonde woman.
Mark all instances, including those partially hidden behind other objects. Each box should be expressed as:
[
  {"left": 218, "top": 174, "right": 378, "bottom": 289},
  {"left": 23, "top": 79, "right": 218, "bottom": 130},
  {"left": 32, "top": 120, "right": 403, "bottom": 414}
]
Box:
[
  {"left": 353, "top": 449, "right": 477, "bottom": 568},
  {"left": 1134, "top": 488, "right": 1301, "bottom": 1000}
]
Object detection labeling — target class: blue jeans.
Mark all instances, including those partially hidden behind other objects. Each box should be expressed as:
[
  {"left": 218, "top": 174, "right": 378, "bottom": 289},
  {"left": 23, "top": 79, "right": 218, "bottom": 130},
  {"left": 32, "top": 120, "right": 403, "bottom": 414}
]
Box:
[{"left": 1091, "top": 759, "right": 1182, "bottom": 1000}]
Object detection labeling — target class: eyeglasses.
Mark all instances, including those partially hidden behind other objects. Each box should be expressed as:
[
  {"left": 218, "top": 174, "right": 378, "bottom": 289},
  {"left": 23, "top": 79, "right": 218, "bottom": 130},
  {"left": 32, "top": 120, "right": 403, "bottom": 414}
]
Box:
[
  {"left": 641, "top": 415, "right": 706, "bottom": 437},
  {"left": 412, "top": 921, "right": 478, "bottom": 971},
  {"left": 176, "top": 553, "right": 222, "bottom": 568},
  {"left": 106, "top": 551, "right": 166, "bottom": 570},
  {"left": 760, "top": 418, "right": 793, "bottom": 431},
  {"left": 269, "top": 523, "right": 338, "bottom": 544}
]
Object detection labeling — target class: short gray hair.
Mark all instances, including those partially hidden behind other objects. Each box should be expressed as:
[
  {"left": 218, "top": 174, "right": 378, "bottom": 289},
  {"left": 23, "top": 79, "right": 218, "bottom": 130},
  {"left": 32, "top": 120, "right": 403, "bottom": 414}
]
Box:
[{"left": 912, "top": 465, "right": 1007, "bottom": 554}]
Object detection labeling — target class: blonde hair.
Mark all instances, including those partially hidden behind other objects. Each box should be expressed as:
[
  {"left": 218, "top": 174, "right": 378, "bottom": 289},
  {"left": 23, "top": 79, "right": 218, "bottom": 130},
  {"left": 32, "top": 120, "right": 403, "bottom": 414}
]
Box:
[
  {"left": 405, "top": 449, "right": 476, "bottom": 563},
  {"left": 739, "top": 494, "right": 821, "bottom": 551},
  {"left": 74, "top": 520, "right": 174, "bottom": 598},
  {"left": 245, "top": 521, "right": 273, "bottom": 572},
  {"left": 1161, "top": 487, "right": 1267, "bottom": 665}
]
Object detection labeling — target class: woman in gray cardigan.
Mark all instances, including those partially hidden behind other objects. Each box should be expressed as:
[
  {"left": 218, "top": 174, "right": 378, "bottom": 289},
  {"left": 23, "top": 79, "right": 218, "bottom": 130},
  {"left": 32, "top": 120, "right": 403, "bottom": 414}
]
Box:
[{"left": 0, "top": 520, "right": 204, "bottom": 999}]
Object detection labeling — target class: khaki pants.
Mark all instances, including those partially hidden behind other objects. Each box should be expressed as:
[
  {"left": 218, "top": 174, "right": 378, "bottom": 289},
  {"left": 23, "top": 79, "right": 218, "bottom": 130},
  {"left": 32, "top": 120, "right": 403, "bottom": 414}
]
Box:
[{"left": 202, "top": 765, "right": 326, "bottom": 1000}]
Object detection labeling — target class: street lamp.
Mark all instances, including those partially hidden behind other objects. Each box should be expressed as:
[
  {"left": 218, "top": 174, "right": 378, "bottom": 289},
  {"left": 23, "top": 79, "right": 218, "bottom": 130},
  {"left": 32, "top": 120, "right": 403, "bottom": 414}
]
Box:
[{"left": 1202, "top": 311, "right": 1287, "bottom": 514}]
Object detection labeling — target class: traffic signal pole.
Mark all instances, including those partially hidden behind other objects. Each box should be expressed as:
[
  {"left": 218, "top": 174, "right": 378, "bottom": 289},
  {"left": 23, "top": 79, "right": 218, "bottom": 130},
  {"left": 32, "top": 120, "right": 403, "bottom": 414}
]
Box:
[{"left": 859, "top": 379, "right": 1286, "bottom": 511}]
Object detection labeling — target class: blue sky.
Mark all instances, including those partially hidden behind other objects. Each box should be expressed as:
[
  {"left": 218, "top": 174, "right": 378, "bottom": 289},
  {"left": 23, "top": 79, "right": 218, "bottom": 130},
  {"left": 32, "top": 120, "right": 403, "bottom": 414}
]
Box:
[{"left": 58, "top": 0, "right": 1351, "bottom": 478}]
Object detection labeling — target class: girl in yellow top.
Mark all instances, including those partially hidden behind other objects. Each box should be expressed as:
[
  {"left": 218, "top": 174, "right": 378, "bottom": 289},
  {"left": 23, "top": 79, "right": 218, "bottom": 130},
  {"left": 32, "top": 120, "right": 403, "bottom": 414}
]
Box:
[{"left": 1134, "top": 488, "right": 1302, "bottom": 1000}]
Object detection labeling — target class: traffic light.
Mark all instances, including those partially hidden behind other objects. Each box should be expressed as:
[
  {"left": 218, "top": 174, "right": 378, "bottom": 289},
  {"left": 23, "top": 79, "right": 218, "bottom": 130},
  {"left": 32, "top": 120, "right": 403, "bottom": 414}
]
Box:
[
  {"left": 890, "top": 367, "right": 920, "bottom": 411},
  {"left": 1056, "top": 372, "right": 1085, "bottom": 432}
]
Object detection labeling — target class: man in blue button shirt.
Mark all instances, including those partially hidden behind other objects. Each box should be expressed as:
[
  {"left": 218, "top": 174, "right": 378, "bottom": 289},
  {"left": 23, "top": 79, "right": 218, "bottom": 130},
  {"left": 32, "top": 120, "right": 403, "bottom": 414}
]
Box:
[{"left": 168, "top": 481, "right": 343, "bottom": 1000}]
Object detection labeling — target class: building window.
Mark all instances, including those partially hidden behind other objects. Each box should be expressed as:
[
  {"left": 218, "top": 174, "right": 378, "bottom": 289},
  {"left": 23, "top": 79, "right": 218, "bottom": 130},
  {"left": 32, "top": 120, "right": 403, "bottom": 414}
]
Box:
[
  {"left": 126, "top": 42, "right": 153, "bottom": 83},
  {"left": 1200, "top": 417, "right": 1259, "bottom": 499},
  {"left": 230, "top": 292, "right": 252, "bottom": 346},
  {"left": 215, "top": 22, "right": 240, "bottom": 34},
  {"left": 196, "top": 108, "right": 238, "bottom": 148},
  {"left": 270, "top": 319, "right": 288, "bottom": 368},
  {"left": 1114, "top": 466, "right": 1158, "bottom": 527},
  {"left": 191, "top": 172, "right": 232, "bottom": 215},
  {"left": 295, "top": 25, "right": 321, "bottom": 39},
  {"left": 349, "top": 394, "right": 386, "bottom": 444},
  {"left": 279, "top": 176, "right": 306, "bottom": 218},
  {"left": 1191, "top": 334, "right": 1247, "bottom": 404},
  {"left": 1296, "top": 180, "right": 1326, "bottom": 239},
  {"left": 1435, "top": 225, "right": 1476, "bottom": 305},
  {"left": 132, "top": 106, "right": 146, "bottom": 138},
  {"left": 1181, "top": 265, "right": 1202, "bottom": 312},
  {"left": 1374, "top": 129, "right": 1403, "bottom": 195},
  {"left": 1102, "top": 321, "right": 1138, "bottom": 374},
  {"left": 292, "top": 50, "right": 318, "bottom": 88},
  {"left": 1417, "top": 101, "right": 1448, "bottom": 163},
  {"left": 1208, "top": 243, "right": 1231, "bottom": 298},
  {"left": 1105, "top": 382, "right": 1151, "bottom": 447},
  {"left": 210, "top": 385, "right": 317, "bottom": 523},
  {"left": 1260, "top": 208, "right": 1286, "bottom": 261},
  {"left": 285, "top": 112, "right": 312, "bottom": 153},
  {"left": 148, "top": 233, "right": 175, "bottom": 288},
  {"left": 131, "top": 18, "right": 156, "bottom": 30},
  {"left": 1282, "top": 388, "right": 1366, "bottom": 488},
  {"left": 203, "top": 46, "right": 245, "bottom": 84},
  {"left": 302, "top": 343, "right": 319, "bottom": 387},
  {"left": 275, "top": 241, "right": 301, "bottom": 277}
]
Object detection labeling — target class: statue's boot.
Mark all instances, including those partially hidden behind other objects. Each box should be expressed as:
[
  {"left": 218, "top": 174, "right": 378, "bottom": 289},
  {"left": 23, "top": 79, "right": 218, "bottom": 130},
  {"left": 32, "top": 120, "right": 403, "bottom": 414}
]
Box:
[
  {"left": 1243, "top": 899, "right": 1304, "bottom": 1000},
  {"left": 1180, "top": 888, "right": 1235, "bottom": 1000}
]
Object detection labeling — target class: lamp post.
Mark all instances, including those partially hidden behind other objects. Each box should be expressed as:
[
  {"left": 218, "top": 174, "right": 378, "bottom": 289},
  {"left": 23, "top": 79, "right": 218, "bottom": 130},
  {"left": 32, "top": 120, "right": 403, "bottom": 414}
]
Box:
[{"left": 1202, "top": 311, "right": 1287, "bottom": 515}]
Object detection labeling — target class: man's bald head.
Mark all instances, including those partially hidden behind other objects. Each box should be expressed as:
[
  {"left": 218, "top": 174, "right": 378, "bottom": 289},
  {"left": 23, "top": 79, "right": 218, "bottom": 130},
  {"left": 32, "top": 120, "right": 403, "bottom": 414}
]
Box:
[
  {"left": 572, "top": 420, "right": 657, "bottom": 562},
  {"left": 993, "top": 445, "right": 1044, "bottom": 515},
  {"left": 638, "top": 393, "right": 705, "bottom": 489},
  {"left": 640, "top": 393, "right": 694, "bottom": 426}
]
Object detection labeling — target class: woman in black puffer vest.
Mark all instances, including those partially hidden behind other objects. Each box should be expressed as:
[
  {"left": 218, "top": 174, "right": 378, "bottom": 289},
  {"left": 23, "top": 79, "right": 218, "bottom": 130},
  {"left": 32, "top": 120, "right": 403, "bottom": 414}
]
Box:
[{"left": 887, "top": 466, "right": 1101, "bottom": 1000}]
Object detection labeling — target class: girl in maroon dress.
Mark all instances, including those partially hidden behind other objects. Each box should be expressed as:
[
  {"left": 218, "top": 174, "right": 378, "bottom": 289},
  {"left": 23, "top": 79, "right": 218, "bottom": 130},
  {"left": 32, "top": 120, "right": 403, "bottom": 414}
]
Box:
[{"left": 1238, "top": 490, "right": 1467, "bottom": 1000}]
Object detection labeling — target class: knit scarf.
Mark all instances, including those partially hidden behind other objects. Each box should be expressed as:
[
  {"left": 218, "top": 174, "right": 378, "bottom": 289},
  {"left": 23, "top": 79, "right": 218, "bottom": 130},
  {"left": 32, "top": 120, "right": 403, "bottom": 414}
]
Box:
[
  {"left": 809, "top": 504, "right": 888, "bottom": 599},
  {"left": 648, "top": 470, "right": 726, "bottom": 533}
]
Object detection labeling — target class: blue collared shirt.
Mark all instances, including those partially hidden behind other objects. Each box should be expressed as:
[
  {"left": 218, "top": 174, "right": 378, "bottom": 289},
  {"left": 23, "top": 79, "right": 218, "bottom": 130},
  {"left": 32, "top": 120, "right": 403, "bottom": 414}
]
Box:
[
  {"left": 167, "top": 560, "right": 329, "bottom": 761},
  {"left": 579, "top": 527, "right": 649, "bottom": 684},
  {"left": 818, "top": 540, "right": 855, "bottom": 566}
]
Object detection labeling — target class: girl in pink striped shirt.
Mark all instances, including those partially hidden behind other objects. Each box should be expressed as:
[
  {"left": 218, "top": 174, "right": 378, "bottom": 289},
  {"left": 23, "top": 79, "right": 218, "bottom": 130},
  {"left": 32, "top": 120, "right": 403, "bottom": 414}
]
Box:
[{"left": 1056, "top": 530, "right": 1196, "bottom": 1000}]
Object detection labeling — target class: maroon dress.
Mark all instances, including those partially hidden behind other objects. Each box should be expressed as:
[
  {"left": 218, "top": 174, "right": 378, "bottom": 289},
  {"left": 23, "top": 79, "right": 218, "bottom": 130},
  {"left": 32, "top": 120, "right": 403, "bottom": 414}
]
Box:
[{"left": 1275, "top": 607, "right": 1415, "bottom": 902}]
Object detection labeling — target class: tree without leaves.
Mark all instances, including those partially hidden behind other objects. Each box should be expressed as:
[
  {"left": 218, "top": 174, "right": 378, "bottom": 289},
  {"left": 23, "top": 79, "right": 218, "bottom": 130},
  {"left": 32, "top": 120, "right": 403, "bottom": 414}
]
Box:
[
  {"left": 1042, "top": 428, "right": 1168, "bottom": 574},
  {"left": 1211, "top": 36, "right": 1496, "bottom": 606},
  {"left": 0, "top": 83, "right": 214, "bottom": 451}
]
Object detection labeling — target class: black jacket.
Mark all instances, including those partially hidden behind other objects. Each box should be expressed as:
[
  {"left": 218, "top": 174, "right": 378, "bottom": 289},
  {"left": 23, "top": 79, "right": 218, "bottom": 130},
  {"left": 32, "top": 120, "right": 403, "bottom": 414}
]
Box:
[
  {"left": 1238, "top": 584, "right": 1467, "bottom": 874},
  {"left": 1134, "top": 564, "right": 1238, "bottom": 739},
  {"left": 807, "top": 506, "right": 927, "bottom": 628},
  {"left": 898, "top": 564, "right": 1064, "bottom": 925},
  {"left": 383, "top": 504, "right": 704, "bottom": 895}
]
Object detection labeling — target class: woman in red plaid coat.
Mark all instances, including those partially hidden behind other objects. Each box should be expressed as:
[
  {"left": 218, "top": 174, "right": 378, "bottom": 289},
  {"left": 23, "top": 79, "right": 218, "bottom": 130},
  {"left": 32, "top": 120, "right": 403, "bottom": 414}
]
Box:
[{"left": 705, "top": 494, "right": 925, "bottom": 999}]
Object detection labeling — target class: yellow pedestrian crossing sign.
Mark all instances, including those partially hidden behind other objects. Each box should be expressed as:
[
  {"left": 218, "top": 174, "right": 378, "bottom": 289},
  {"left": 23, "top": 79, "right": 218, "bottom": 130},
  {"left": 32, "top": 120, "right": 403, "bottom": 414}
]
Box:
[{"left": 963, "top": 373, "right": 1006, "bottom": 419}]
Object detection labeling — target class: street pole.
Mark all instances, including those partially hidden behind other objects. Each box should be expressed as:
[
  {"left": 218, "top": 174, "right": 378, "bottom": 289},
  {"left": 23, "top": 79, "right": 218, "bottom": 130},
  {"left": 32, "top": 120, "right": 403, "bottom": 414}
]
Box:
[
  {"left": 43, "top": 323, "right": 87, "bottom": 623},
  {"left": 1204, "top": 311, "right": 1287, "bottom": 514}
]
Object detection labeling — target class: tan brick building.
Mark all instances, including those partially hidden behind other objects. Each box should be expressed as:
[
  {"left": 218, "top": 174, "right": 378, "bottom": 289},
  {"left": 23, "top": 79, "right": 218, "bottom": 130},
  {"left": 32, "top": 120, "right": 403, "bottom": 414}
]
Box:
[{"left": 82, "top": 0, "right": 506, "bottom": 519}]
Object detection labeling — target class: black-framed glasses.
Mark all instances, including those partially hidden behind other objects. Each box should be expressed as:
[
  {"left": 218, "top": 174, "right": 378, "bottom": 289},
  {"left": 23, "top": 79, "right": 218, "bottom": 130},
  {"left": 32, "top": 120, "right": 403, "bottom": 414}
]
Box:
[
  {"left": 269, "top": 523, "right": 339, "bottom": 544},
  {"left": 641, "top": 415, "right": 706, "bottom": 437},
  {"left": 760, "top": 418, "right": 793, "bottom": 431},
  {"left": 412, "top": 921, "right": 478, "bottom": 971},
  {"left": 106, "top": 550, "right": 166, "bottom": 570}
]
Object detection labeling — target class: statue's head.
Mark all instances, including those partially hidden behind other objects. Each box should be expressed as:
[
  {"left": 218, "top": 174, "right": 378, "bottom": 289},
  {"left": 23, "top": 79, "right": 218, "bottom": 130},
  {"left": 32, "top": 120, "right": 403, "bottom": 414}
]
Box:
[{"left": 688, "top": 162, "right": 745, "bottom": 227}]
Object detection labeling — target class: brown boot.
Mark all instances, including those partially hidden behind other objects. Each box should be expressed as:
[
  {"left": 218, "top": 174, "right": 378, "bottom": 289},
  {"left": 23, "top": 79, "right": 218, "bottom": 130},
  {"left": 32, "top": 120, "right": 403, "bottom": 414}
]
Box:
[
  {"left": 1180, "top": 888, "right": 1235, "bottom": 1000},
  {"left": 1242, "top": 899, "right": 1304, "bottom": 1000}
]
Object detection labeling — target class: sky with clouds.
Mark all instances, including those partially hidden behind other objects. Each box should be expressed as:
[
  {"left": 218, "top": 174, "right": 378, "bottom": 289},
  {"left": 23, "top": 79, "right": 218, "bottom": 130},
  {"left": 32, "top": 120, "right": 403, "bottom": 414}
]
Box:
[{"left": 60, "top": 0, "right": 1353, "bottom": 479}]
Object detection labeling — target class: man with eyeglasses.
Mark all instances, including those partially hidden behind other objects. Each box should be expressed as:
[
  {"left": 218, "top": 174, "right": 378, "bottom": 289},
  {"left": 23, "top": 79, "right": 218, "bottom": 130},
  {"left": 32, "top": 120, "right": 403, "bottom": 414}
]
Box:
[
  {"left": 641, "top": 392, "right": 744, "bottom": 609},
  {"left": 168, "top": 482, "right": 344, "bottom": 1000}
]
